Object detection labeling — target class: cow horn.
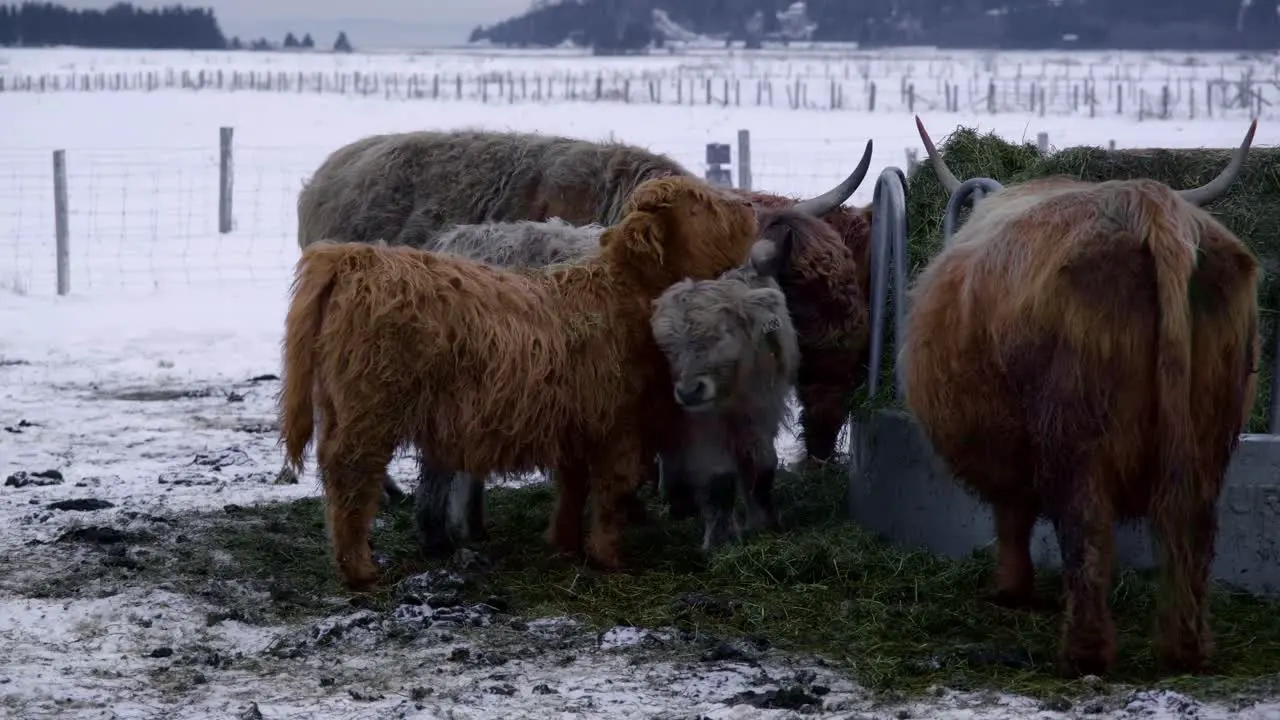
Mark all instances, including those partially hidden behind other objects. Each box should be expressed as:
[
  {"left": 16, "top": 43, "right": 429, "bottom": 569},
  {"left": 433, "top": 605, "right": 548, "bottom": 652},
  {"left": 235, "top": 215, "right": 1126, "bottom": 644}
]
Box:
[
  {"left": 1178, "top": 118, "right": 1257, "bottom": 207},
  {"left": 792, "top": 139, "right": 874, "bottom": 217},
  {"left": 914, "top": 115, "right": 962, "bottom": 194}
]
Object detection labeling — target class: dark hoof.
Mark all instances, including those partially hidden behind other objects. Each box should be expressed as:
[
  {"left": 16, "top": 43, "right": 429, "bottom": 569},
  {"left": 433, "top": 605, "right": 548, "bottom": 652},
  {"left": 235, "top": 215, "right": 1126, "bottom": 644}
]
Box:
[
  {"left": 338, "top": 567, "right": 381, "bottom": 593},
  {"left": 1156, "top": 640, "right": 1214, "bottom": 675},
  {"left": 1057, "top": 654, "right": 1114, "bottom": 679},
  {"left": 584, "top": 548, "right": 631, "bottom": 573},
  {"left": 1057, "top": 642, "right": 1117, "bottom": 679},
  {"left": 415, "top": 531, "right": 456, "bottom": 560}
]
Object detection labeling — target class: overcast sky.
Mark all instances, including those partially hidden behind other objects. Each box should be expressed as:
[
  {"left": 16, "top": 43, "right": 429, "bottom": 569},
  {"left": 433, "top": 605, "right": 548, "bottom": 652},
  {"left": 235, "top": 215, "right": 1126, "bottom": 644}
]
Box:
[{"left": 56, "top": 0, "right": 532, "bottom": 48}]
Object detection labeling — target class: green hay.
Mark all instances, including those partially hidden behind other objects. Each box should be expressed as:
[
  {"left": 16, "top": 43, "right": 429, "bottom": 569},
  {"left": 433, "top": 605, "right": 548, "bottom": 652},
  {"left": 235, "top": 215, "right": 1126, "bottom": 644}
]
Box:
[
  {"left": 146, "top": 470, "right": 1280, "bottom": 703},
  {"left": 892, "top": 126, "right": 1280, "bottom": 431}
]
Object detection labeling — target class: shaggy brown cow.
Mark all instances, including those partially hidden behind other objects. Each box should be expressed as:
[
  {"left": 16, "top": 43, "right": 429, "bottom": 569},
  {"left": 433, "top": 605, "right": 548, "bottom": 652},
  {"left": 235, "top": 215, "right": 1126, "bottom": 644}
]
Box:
[
  {"left": 903, "top": 116, "right": 1260, "bottom": 676},
  {"left": 296, "top": 129, "right": 875, "bottom": 465},
  {"left": 739, "top": 191, "right": 871, "bottom": 467},
  {"left": 279, "top": 176, "right": 759, "bottom": 590}
]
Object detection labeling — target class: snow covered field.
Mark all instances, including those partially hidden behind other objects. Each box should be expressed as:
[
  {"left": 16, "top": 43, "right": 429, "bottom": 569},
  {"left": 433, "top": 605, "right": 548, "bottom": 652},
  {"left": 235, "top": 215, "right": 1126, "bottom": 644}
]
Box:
[{"left": 0, "top": 47, "right": 1276, "bottom": 719}]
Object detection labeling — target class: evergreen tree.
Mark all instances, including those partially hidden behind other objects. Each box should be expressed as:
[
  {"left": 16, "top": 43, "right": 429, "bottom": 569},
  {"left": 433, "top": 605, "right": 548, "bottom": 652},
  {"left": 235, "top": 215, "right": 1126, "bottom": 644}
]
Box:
[
  {"left": 301, "top": 32, "right": 313, "bottom": 48},
  {"left": 0, "top": 2, "right": 228, "bottom": 49},
  {"left": 333, "top": 30, "right": 352, "bottom": 52},
  {"left": 283, "top": 31, "right": 298, "bottom": 47}
]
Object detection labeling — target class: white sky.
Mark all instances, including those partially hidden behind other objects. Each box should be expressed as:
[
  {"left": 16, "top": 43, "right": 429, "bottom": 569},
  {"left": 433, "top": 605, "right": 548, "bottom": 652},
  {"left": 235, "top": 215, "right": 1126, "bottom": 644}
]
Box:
[{"left": 50, "top": 0, "right": 532, "bottom": 48}]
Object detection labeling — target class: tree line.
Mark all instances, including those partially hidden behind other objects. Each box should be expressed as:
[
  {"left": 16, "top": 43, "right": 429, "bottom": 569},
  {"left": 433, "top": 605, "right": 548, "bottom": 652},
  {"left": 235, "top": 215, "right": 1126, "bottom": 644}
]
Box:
[
  {"left": 471, "top": 0, "right": 1277, "bottom": 52},
  {"left": 0, "top": 2, "right": 356, "bottom": 52}
]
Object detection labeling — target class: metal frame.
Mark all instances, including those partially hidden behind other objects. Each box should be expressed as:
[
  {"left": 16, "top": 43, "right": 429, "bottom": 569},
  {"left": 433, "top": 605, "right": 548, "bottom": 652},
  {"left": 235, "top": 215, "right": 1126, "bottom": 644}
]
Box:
[
  {"left": 866, "top": 167, "right": 909, "bottom": 399},
  {"left": 942, "top": 177, "right": 1004, "bottom": 245}
]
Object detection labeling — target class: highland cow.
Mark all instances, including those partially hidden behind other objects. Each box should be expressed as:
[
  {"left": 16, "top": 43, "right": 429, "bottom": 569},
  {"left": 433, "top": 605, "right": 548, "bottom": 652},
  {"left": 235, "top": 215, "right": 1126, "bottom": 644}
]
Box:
[
  {"left": 651, "top": 217, "right": 802, "bottom": 550},
  {"left": 278, "top": 176, "right": 759, "bottom": 590},
  {"left": 296, "top": 129, "right": 876, "bottom": 465},
  {"left": 903, "top": 116, "right": 1260, "bottom": 677},
  {"left": 409, "top": 211, "right": 804, "bottom": 557}
]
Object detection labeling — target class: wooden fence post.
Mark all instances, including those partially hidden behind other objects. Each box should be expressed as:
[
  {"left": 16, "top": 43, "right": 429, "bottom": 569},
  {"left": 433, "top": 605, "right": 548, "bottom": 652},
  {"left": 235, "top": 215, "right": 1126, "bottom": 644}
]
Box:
[
  {"left": 736, "top": 129, "right": 752, "bottom": 191},
  {"left": 219, "top": 127, "right": 234, "bottom": 234},
  {"left": 54, "top": 149, "right": 69, "bottom": 296}
]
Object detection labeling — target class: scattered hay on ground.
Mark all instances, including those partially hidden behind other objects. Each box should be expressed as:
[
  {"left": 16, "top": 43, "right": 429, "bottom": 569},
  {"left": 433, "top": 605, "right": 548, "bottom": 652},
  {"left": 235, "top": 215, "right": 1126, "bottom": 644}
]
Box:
[
  {"left": 25, "top": 465, "right": 1280, "bottom": 704},
  {"left": 890, "top": 125, "right": 1280, "bottom": 430}
]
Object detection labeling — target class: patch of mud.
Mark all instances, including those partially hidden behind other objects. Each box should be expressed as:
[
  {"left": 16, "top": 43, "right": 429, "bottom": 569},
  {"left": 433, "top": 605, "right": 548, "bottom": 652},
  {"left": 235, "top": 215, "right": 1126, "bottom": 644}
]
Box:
[{"left": 105, "top": 386, "right": 221, "bottom": 402}]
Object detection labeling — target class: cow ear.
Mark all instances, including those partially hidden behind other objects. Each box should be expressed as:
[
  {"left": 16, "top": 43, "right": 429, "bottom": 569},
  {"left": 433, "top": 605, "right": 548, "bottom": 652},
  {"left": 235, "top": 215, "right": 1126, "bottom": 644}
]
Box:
[
  {"left": 606, "top": 210, "right": 665, "bottom": 264},
  {"left": 747, "top": 232, "right": 793, "bottom": 278},
  {"left": 627, "top": 177, "right": 678, "bottom": 214}
]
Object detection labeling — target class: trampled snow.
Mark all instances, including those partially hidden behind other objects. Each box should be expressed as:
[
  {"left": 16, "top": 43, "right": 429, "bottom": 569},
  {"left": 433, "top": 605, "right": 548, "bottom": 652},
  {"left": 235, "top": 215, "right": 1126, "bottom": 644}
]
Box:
[{"left": 0, "top": 46, "right": 1273, "bottom": 719}]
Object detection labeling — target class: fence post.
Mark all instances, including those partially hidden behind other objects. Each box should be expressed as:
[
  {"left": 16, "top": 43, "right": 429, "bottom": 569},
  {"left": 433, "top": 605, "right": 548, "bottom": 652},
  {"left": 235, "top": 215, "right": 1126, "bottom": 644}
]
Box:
[
  {"left": 904, "top": 148, "right": 919, "bottom": 175},
  {"left": 219, "top": 126, "right": 234, "bottom": 234},
  {"left": 1036, "top": 132, "right": 1049, "bottom": 155},
  {"left": 736, "top": 129, "right": 752, "bottom": 191},
  {"left": 53, "top": 149, "right": 69, "bottom": 296}
]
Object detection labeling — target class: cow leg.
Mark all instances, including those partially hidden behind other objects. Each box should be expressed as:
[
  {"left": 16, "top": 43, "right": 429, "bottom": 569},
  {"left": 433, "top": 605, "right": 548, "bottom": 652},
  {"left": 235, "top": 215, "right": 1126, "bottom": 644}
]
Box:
[
  {"left": 584, "top": 441, "right": 649, "bottom": 570},
  {"left": 984, "top": 498, "right": 1040, "bottom": 609},
  {"left": 383, "top": 477, "right": 408, "bottom": 507},
  {"left": 617, "top": 458, "right": 657, "bottom": 527},
  {"left": 698, "top": 471, "right": 742, "bottom": 551},
  {"left": 465, "top": 473, "right": 488, "bottom": 542},
  {"left": 317, "top": 423, "right": 397, "bottom": 591},
  {"left": 413, "top": 458, "right": 458, "bottom": 558},
  {"left": 658, "top": 448, "right": 698, "bottom": 521},
  {"left": 413, "top": 461, "right": 485, "bottom": 559},
  {"left": 795, "top": 382, "right": 848, "bottom": 465},
  {"left": 1046, "top": 481, "right": 1117, "bottom": 678},
  {"left": 1150, "top": 489, "right": 1218, "bottom": 673},
  {"left": 739, "top": 442, "right": 782, "bottom": 533},
  {"left": 546, "top": 462, "right": 589, "bottom": 558}
]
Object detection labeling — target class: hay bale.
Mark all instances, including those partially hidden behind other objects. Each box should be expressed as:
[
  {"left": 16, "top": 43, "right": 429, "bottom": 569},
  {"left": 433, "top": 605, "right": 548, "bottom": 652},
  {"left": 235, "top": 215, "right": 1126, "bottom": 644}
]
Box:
[{"left": 899, "top": 126, "right": 1280, "bottom": 432}]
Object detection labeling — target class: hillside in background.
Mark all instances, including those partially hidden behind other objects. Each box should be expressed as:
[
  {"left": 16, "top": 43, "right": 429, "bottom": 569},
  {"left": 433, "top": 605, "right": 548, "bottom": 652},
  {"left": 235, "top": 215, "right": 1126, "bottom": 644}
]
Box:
[{"left": 470, "top": 0, "right": 1278, "bottom": 52}]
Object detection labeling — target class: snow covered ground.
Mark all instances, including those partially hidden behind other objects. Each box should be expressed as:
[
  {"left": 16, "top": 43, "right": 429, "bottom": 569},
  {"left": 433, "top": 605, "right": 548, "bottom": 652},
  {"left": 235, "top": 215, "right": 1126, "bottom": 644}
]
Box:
[{"left": 0, "top": 48, "right": 1276, "bottom": 719}]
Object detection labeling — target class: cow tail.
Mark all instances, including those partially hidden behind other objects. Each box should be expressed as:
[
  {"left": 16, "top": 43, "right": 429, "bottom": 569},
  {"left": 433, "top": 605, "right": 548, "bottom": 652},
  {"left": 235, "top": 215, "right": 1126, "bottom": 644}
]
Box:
[
  {"left": 279, "top": 245, "right": 342, "bottom": 472},
  {"left": 1142, "top": 198, "right": 1199, "bottom": 499}
]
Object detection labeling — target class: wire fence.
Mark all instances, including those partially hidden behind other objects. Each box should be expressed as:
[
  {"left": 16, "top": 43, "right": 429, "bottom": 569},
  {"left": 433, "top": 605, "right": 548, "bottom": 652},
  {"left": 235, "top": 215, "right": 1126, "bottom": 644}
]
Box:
[
  {"left": 0, "top": 126, "right": 1201, "bottom": 296},
  {"left": 0, "top": 67, "right": 1270, "bottom": 119}
]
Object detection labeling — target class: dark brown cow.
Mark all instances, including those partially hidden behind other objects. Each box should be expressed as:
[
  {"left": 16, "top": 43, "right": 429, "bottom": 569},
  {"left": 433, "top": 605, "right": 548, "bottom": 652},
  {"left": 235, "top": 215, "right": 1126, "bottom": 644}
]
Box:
[{"left": 903, "top": 116, "right": 1260, "bottom": 676}]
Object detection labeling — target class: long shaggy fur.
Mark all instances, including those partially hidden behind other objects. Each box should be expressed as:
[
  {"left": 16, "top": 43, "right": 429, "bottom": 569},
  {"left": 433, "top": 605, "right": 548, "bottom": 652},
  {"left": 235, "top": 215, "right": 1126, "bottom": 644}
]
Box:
[
  {"left": 425, "top": 217, "right": 606, "bottom": 266},
  {"left": 410, "top": 212, "right": 805, "bottom": 558},
  {"left": 279, "top": 176, "right": 759, "bottom": 590},
  {"left": 651, "top": 219, "right": 802, "bottom": 550},
  {"left": 296, "top": 130, "right": 688, "bottom": 249},
  {"left": 737, "top": 194, "right": 871, "bottom": 464},
  {"left": 903, "top": 173, "right": 1260, "bottom": 677},
  {"left": 296, "top": 129, "right": 874, "bottom": 465}
]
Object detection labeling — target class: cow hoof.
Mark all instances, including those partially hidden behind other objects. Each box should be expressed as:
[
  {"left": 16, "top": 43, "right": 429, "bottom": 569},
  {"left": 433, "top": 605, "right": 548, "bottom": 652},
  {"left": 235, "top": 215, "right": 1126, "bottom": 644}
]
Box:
[
  {"left": 585, "top": 549, "right": 629, "bottom": 573},
  {"left": 338, "top": 565, "right": 381, "bottom": 593},
  {"left": 1156, "top": 640, "right": 1214, "bottom": 675},
  {"left": 416, "top": 533, "right": 456, "bottom": 560},
  {"left": 1057, "top": 644, "right": 1116, "bottom": 679}
]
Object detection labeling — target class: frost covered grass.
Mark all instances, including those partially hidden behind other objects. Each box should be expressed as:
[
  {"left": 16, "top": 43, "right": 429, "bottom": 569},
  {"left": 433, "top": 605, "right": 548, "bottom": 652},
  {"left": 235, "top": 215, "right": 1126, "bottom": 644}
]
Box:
[{"left": 59, "top": 457, "right": 1278, "bottom": 705}]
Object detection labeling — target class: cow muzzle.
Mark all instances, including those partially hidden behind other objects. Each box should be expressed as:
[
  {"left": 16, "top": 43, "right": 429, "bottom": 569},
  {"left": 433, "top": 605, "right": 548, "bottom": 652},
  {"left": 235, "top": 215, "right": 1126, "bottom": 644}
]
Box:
[{"left": 674, "top": 376, "right": 716, "bottom": 410}]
